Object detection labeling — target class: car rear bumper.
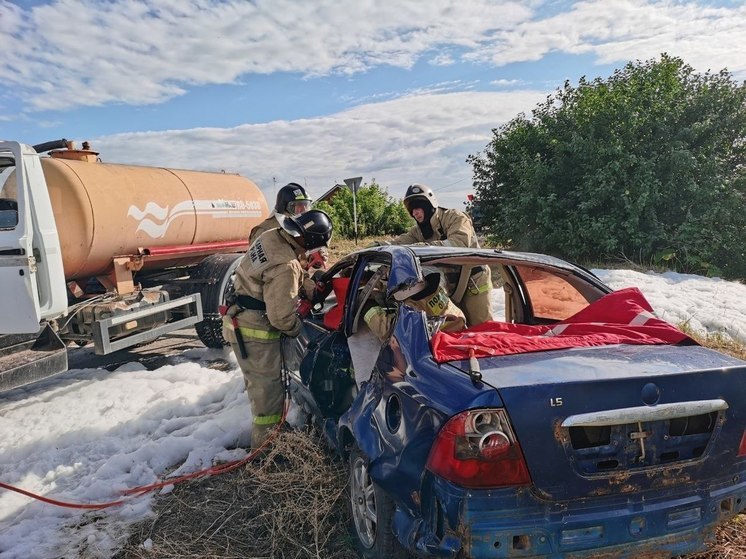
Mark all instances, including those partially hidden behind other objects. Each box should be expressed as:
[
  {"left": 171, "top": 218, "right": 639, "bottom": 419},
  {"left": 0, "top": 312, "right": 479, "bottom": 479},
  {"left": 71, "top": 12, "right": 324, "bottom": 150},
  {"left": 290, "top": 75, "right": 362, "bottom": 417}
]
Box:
[{"left": 398, "top": 473, "right": 746, "bottom": 558}]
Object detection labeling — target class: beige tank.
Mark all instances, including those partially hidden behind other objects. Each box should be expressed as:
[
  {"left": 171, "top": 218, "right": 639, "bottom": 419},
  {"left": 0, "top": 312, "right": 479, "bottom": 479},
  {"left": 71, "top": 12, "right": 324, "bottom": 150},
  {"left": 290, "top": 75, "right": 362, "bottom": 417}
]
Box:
[{"left": 36, "top": 153, "right": 268, "bottom": 280}]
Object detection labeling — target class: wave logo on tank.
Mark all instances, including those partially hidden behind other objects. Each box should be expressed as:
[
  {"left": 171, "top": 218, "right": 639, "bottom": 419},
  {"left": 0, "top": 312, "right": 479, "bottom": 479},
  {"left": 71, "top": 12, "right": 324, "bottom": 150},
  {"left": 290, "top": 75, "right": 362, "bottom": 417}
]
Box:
[{"left": 128, "top": 199, "right": 263, "bottom": 238}]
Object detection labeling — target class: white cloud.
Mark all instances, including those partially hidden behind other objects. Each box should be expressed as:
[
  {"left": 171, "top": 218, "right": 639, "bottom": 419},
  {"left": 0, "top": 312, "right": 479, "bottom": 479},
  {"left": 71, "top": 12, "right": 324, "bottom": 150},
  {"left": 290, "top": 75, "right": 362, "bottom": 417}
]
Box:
[
  {"left": 468, "top": 0, "right": 746, "bottom": 77},
  {"left": 92, "top": 90, "right": 546, "bottom": 208},
  {"left": 491, "top": 78, "right": 525, "bottom": 86},
  {"left": 341, "top": 80, "right": 478, "bottom": 106},
  {"left": 3, "top": 1, "right": 741, "bottom": 113},
  {"left": 429, "top": 53, "right": 455, "bottom": 66},
  {"left": 0, "top": 0, "right": 531, "bottom": 111}
]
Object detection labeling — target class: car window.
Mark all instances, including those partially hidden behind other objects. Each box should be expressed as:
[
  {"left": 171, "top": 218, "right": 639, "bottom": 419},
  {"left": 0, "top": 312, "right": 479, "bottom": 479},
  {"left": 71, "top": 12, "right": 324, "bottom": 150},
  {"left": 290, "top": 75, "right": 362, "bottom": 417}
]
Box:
[
  {"left": 0, "top": 165, "right": 19, "bottom": 230},
  {"left": 351, "top": 261, "right": 390, "bottom": 335},
  {"left": 513, "top": 265, "right": 591, "bottom": 321}
]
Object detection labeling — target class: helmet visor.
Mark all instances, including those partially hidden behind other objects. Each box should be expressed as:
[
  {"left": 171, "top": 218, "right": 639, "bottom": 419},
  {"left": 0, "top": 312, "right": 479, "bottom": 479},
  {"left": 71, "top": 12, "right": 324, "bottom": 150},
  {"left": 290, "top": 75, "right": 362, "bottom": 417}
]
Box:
[{"left": 287, "top": 199, "right": 312, "bottom": 215}]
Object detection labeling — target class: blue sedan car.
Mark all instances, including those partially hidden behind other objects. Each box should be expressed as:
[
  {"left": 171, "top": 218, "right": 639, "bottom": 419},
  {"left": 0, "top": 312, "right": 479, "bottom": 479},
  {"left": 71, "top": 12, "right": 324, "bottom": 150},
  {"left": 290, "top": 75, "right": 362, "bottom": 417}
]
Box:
[{"left": 285, "top": 245, "right": 746, "bottom": 559}]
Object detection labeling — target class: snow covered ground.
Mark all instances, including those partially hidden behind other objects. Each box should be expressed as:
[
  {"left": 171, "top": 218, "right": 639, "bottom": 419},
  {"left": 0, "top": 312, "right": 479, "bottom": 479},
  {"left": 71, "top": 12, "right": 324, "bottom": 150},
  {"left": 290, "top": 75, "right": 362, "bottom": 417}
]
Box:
[{"left": 1, "top": 269, "right": 745, "bottom": 558}]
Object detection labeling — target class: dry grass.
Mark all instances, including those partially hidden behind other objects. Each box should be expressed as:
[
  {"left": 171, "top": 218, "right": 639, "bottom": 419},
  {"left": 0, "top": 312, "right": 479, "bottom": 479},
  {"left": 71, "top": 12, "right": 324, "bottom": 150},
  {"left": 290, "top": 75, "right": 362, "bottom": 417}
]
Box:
[
  {"left": 325, "top": 236, "right": 376, "bottom": 264},
  {"left": 691, "top": 517, "right": 746, "bottom": 559},
  {"left": 115, "top": 429, "right": 355, "bottom": 559},
  {"left": 112, "top": 382, "right": 746, "bottom": 559},
  {"left": 678, "top": 322, "right": 746, "bottom": 361}
]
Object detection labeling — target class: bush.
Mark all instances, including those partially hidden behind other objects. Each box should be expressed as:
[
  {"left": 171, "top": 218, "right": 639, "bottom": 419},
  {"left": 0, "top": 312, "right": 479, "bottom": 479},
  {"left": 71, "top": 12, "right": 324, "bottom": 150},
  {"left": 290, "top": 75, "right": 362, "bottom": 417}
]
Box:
[
  {"left": 469, "top": 54, "right": 746, "bottom": 279},
  {"left": 316, "top": 182, "right": 413, "bottom": 239}
]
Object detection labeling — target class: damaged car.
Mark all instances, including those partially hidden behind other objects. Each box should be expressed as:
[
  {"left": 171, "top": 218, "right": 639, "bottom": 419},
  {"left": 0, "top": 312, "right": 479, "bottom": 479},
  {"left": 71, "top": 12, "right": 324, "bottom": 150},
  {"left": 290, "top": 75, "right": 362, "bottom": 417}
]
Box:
[{"left": 283, "top": 245, "right": 746, "bottom": 559}]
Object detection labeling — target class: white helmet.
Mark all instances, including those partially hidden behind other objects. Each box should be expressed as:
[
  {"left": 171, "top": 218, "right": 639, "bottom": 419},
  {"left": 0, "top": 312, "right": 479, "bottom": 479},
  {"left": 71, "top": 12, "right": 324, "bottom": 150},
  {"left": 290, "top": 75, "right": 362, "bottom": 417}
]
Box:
[{"left": 403, "top": 183, "right": 438, "bottom": 214}]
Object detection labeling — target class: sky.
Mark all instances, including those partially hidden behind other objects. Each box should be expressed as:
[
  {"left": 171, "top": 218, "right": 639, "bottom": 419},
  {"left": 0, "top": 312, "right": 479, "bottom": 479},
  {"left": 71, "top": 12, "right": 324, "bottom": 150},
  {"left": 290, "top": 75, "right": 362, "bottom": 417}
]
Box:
[
  {"left": 1, "top": 268, "right": 745, "bottom": 558},
  {"left": 1, "top": 0, "right": 745, "bottom": 208}
]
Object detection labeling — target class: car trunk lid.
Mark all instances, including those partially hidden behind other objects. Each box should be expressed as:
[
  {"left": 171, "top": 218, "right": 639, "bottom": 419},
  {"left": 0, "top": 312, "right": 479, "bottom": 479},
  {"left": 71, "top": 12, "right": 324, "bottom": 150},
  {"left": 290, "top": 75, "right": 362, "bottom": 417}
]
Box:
[{"left": 452, "top": 344, "right": 746, "bottom": 501}]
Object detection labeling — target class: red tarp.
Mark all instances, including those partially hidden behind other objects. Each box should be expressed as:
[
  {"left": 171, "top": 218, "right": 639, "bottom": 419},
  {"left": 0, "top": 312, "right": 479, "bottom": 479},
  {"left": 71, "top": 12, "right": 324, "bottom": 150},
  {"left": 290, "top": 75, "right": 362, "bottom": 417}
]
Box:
[{"left": 431, "top": 288, "right": 695, "bottom": 363}]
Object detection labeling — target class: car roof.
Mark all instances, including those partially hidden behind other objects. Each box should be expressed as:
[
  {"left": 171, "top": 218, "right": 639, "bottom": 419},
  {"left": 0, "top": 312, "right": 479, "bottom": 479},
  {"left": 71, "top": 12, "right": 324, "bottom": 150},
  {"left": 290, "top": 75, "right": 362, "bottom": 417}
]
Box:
[{"left": 364, "top": 245, "right": 592, "bottom": 275}]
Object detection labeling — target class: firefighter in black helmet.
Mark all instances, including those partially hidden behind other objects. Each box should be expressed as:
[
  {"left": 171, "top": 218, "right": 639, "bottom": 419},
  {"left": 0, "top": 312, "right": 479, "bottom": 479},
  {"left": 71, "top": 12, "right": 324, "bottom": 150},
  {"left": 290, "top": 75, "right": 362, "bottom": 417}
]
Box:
[
  {"left": 388, "top": 183, "right": 493, "bottom": 327},
  {"left": 224, "top": 209, "right": 333, "bottom": 452},
  {"left": 249, "top": 182, "right": 313, "bottom": 243}
]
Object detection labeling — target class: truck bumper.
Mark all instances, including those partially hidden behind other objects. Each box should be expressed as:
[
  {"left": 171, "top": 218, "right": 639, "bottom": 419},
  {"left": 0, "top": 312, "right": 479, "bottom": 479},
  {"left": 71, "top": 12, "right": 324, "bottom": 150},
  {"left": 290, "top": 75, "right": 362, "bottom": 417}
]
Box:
[{"left": 92, "top": 293, "right": 202, "bottom": 354}]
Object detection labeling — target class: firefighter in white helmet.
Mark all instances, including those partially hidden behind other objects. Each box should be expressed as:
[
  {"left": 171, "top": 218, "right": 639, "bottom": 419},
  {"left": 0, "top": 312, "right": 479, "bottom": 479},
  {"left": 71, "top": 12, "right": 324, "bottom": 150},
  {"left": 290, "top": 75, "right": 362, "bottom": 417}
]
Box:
[
  {"left": 224, "top": 209, "right": 333, "bottom": 451},
  {"left": 385, "top": 184, "right": 493, "bottom": 326}
]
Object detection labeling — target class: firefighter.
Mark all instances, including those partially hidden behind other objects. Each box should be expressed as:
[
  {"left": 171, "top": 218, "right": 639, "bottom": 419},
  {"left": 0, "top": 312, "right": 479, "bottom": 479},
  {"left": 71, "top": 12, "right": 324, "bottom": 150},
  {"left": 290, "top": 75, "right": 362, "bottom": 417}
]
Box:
[
  {"left": 385, "top": 184, "right": 493, "bottom": 326},
  {"left": 249, "top": 182, "right": 313, "bottom": 243},
  {"left": 364, "top": 271, "right": 466, "bottom": 342},
  {"left": 224, "top": 209, "right": 333, "bottom": 451}
]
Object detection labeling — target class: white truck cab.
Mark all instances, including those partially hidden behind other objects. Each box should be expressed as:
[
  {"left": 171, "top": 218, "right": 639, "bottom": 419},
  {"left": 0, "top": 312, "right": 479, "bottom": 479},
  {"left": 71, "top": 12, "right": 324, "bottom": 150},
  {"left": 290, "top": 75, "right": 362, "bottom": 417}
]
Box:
[{"left": 0, "top": 141, "right": 68, "bottom": 333}]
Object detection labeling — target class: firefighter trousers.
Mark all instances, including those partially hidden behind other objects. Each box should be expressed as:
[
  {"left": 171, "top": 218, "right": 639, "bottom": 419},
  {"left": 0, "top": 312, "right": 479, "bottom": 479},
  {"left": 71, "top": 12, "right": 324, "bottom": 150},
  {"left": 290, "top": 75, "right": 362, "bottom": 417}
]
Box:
[
  {"left": 230, "top": 337, "right": 285, "bottom": 450},
  {"left": 458, "top": 267, "right": 494, "bottom": 327}
]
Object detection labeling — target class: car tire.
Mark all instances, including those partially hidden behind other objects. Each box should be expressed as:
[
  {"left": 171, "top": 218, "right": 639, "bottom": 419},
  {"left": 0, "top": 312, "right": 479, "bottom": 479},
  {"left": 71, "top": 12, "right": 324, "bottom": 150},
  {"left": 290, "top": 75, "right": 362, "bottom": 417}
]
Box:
[
  {"left": 192, "top": 253, "right": 242, "bottom": 348},
  {"left": 349, "top": 444, "right": 409, "bottom": 559}
]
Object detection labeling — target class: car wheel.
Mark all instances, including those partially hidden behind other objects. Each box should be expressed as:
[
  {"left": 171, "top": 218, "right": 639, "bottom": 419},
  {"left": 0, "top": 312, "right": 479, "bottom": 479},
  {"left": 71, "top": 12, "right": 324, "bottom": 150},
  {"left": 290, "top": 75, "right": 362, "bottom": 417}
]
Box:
[{"left": 349, "top": 445, "right": 409, "bottom": 559}]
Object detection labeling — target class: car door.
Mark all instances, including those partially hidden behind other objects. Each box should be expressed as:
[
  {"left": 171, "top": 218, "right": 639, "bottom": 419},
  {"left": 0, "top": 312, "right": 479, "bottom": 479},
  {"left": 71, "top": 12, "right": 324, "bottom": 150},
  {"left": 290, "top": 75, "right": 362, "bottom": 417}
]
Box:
[
  {"left": 0, "top": 148, "right": 44, "bottom": 333},
  {"left": 0, "top": 142, "right": 67, "bottom": 334}
]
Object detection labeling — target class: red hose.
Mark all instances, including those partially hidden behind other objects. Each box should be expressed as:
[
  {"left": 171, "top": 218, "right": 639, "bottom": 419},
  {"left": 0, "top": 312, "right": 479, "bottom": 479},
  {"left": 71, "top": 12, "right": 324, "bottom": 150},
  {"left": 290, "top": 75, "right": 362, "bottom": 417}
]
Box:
[{"left": 0, "top": 481, "right": 127, "bottom": 510}]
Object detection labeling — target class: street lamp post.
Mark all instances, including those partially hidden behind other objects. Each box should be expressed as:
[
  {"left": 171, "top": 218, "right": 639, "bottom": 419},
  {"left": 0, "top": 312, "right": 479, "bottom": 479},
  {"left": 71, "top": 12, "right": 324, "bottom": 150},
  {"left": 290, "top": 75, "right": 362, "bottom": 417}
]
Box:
[{"left": 343, "top": 176, "right": 362, "bottom": 245}]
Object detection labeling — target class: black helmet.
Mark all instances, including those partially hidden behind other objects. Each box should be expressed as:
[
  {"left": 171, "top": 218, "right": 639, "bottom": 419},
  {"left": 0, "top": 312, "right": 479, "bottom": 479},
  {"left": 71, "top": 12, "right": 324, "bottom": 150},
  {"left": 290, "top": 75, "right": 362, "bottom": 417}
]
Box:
[
  {"left": 403, "top": 183, "right": 438, "bottom": 214},
  {"left": 279, "top": 209, "right": 333, "bottom": 249},
  {"left": 275, "top": 182, "right": 312, "bottom": 215}
]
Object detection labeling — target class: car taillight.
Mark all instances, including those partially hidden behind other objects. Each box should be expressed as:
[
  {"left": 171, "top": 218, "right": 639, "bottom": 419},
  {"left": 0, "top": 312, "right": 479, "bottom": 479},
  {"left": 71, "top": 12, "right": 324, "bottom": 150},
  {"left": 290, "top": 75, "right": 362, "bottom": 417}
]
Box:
[{"left": 426, "top": 409, "right": 531, "bottom": 488}]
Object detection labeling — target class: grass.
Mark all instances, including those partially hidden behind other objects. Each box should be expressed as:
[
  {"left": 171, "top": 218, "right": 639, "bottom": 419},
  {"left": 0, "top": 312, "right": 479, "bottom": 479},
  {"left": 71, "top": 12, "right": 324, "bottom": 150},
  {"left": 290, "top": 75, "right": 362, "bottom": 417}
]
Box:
[
  {"left": 325, "top": 236, "right": 374, "bottom": 263},
  {"left": 115, "top": 426, "right": 746, "bottom": 559},
  {"left": 679, "top": 324, "right": 746, "bottom": 361}
]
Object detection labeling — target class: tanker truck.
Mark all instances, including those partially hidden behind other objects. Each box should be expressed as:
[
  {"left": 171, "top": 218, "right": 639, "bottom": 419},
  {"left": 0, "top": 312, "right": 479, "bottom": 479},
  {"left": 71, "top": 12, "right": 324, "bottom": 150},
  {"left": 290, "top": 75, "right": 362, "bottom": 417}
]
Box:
[{"left": 0, "top": 139, "right": 269, "bottom": 392}]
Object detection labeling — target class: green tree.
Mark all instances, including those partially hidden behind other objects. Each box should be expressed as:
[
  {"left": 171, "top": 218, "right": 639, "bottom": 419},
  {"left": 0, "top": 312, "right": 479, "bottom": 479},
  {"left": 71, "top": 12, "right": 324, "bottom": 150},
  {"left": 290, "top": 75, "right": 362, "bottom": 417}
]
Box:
[
  {"left": 469, "top": 54, "right": 746, "bottom": 279},
  {"left": 316, "top": 181, "right": 413, "bottom": 239}
]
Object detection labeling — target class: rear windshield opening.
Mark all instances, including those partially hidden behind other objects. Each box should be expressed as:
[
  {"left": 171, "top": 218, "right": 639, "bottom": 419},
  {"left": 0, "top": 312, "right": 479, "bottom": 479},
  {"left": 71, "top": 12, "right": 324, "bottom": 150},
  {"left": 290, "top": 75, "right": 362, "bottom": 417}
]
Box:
[
  {"left": 569, "top": 412, "right": 717, "bottom": 452},
  {"left": 669, "top": 413, "right": 717, "bottom": 437},
  {"left": 569, "top": 425, "right": 611, "bottom": 449}
]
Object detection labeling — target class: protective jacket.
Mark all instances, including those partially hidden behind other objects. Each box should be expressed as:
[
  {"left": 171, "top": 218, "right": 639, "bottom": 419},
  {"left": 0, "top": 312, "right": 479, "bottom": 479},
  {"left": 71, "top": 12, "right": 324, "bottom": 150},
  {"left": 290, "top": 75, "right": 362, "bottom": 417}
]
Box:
[
  {"left": 225, "top": 228, "right": 309, "bottom": 342},
  {"left": 393, "top": 207, "right": 477, "bottom": 247},
  {"left": 249, "top": 214, "right": 282, "bottom": 244}
]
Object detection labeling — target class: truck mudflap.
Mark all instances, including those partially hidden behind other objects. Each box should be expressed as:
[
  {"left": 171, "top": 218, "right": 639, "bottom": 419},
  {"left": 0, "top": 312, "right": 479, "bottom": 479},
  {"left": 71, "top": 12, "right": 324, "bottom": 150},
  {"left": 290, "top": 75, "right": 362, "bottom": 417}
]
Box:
[
  {"left": 92, "top": 293, "right": 203, "bottom": 355},
  {"left": 0, "top": 324, "right": 67, "bottom": 392}
]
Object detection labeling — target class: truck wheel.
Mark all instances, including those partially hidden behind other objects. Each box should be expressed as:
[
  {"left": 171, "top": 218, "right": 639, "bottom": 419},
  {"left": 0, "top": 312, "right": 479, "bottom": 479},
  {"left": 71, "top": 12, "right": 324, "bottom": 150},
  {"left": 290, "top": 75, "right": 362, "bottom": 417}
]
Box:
[
  {"left": 349, "top": 444, "right": 409, "bottom": 559},
  {"left": 192, "top": 253, "right": 243, "bottom": 349}
]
